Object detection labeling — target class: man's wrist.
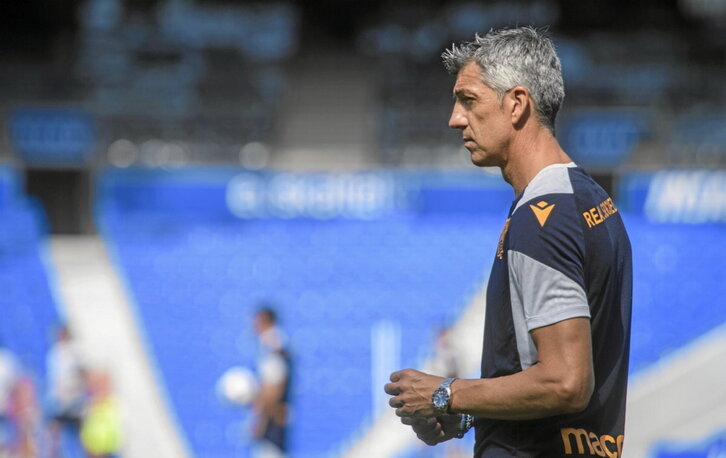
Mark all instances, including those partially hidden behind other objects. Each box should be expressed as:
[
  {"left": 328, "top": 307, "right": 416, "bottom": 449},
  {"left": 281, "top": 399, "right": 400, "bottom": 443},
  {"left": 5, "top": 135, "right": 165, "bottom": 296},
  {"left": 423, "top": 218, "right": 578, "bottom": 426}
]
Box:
[{"left": 446, "top": 378, "right": 459, "bottom": 414}]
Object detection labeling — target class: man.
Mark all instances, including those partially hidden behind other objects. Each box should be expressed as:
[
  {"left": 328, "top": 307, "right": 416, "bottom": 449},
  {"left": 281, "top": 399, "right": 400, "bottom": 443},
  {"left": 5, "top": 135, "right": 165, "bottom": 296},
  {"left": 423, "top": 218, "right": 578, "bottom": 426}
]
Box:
[
  {"left": 46, "top": 324, "right": 88, "bottom": 458},
  {"left": 0, "top": 338, "right": 19, "bottom": 452},
  {"left": 384, "top": 26, "right": 632, "bottom": 457},
  {"left": 252, "top": 307, "right": 291, "bottom": 458},
  {"left": 80, "top": 371, "right": 122, "bottom": 458}
]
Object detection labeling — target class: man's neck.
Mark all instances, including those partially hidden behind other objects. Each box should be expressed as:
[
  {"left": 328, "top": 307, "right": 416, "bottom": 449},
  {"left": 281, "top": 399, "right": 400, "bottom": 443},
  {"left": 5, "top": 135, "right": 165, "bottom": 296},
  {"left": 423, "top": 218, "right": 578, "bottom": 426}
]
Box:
[{"left": 501, "top": 126, "right": 572, "bottom": 196}]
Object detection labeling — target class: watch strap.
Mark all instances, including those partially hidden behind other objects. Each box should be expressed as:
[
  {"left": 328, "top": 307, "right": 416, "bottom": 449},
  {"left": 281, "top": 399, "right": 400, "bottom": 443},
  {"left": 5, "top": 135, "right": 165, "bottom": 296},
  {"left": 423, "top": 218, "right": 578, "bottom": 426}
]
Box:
[
  {"left": 441, "top": 377, "right": 456, "bottom": 390},
  {"left": 443, "top": 377, "right": 456, "bottom": 414}
]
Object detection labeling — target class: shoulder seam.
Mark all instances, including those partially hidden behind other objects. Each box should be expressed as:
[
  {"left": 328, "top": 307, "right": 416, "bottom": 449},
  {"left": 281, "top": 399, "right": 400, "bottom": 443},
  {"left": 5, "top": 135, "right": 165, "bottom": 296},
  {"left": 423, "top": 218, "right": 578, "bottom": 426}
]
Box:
[{"left": 512, "top": 164, "right": 576, "bottom": 215}]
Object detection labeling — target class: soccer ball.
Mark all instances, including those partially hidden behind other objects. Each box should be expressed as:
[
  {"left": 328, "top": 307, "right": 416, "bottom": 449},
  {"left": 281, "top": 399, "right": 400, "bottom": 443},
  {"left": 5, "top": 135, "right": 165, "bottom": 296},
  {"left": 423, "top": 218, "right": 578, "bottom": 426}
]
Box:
[{"left": 216, "top": 366, "right": 258, "bottom": 406}]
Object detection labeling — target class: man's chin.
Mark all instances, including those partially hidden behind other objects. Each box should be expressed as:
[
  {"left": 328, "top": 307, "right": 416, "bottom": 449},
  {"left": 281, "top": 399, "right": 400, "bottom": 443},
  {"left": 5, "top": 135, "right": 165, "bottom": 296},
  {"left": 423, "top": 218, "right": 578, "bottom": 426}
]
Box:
[{"left": 470, "top": 152, "right": 495, "bottom": 168}]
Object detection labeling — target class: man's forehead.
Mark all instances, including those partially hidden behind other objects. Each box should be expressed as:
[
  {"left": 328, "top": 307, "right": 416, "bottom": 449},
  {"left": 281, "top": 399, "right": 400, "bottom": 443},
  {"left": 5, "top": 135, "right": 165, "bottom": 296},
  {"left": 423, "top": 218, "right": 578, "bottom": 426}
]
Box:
[{"left": 453, "top": 62, "right": 486, "bottom": 93}]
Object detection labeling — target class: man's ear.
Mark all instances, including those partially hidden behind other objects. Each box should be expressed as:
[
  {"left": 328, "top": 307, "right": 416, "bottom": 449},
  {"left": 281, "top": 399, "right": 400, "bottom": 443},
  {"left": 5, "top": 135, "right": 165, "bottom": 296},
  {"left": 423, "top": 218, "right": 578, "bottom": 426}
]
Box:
[{"left": 505, "top": 86, "right": 530, "bottom": 128}]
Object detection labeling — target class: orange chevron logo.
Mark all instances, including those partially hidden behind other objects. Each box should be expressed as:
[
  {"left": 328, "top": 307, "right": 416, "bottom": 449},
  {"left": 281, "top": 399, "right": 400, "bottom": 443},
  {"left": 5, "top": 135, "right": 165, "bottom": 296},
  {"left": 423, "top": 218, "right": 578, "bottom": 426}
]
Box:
[{"left": 530, "top": 200, "right": 555, "bottom": 227}]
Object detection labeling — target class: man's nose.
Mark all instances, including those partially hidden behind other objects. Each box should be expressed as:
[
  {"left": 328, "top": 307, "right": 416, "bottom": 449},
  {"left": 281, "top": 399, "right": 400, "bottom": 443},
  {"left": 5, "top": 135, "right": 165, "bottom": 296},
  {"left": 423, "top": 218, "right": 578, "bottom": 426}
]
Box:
[{"left": 448, "top": 105, "right": 467, "bottom": 130}]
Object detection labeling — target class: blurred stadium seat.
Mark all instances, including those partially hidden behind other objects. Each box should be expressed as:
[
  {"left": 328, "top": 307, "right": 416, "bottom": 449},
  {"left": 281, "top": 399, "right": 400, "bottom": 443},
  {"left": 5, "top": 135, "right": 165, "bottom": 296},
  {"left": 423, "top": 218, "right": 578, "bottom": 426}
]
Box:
[
  {"left": 626, "top": 213, "right": 725, "bottom": 374},
  {"left": 0, "top": 165, "right": 60, "bottom": 390},
  {"left": 98, "top": 169, "right": 504, "bottom": 457},
  {"left": 92, "top": 168, "right": 725, "bottom": 457},
  {"left": 1, "top": 1, "right": 725, "bottom": 456}
]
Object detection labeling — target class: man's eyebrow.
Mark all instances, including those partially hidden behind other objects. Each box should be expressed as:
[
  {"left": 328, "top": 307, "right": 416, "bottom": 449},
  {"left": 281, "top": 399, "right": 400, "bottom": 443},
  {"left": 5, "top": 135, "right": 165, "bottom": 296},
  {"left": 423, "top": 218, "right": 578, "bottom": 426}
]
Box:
[{"left": 453, "top": 89, "right": 475, "bottom": 100}]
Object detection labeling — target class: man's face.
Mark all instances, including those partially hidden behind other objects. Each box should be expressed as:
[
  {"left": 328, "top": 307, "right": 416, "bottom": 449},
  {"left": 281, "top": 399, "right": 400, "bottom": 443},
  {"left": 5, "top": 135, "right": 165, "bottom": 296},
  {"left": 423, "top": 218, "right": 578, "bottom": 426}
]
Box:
[
  {"left": 448, "top": 62, "right": 512, "bottom": 167},
  {"left": 254, "top": 313, "right": 269, "bottom": 335}
]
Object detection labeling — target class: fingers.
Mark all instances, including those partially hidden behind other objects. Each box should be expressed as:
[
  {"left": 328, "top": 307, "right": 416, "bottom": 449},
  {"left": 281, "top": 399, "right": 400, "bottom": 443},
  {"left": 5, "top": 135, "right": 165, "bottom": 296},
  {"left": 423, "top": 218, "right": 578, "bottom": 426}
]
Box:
[
  {"left": 390, "top": 397, "right": 419, "bottom": 417},
  {"left": 389, "top": 368, "right": 415, "bottom": 382},
  {"left": 401, "top": 416, "right": 443, "bottom": 446},
  {"left": 415, "top": 423, "right": 441, "bottom": 438},
  {"left": 388, "top": 396, "right": 403, "bottom": 409},
  {"left": 415, "top": 423, "right": 445, "bottom": 446},
  {"left": 383, "top": 382, "right": 400, "bottom": 396},
  {"left": 400, "top": 416, "right": 416, "bottom": 426},
  {"left": 409, "top": 417, "right": 438, "bottom": 431},
  {"left": 386, "top": 369, "right": 432, "bottom": 418},
  {"left": 420, "top": 432, "right": 444, "bottom": 446},
  {"left": 401, "top": 416, "right": 435, "bottom": 426}
]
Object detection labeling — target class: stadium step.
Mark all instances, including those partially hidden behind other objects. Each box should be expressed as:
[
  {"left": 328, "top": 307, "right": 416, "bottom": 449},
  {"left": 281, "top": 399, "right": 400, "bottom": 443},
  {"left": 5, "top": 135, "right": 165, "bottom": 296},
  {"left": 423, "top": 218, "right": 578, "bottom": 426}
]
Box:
[
  {"left": 625, "top": 324, "right": 726, "bottom": 457},
  {"left": 48, "top": 235, "right": 192, "bottom": 458}
]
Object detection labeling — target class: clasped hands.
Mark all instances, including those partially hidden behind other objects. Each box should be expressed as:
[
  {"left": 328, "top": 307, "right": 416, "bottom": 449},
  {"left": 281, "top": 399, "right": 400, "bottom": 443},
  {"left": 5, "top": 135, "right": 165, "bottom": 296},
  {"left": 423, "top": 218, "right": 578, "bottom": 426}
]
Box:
[{"left": 384, "top": 368, "right": 460, "bottom": 446}]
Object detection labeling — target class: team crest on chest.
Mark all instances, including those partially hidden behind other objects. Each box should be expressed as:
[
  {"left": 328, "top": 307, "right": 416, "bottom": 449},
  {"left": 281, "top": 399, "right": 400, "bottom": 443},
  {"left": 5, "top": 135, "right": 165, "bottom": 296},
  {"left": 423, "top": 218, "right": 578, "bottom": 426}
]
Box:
[{"left": 496, "top": 218, "right": 511, "bottom": 259}]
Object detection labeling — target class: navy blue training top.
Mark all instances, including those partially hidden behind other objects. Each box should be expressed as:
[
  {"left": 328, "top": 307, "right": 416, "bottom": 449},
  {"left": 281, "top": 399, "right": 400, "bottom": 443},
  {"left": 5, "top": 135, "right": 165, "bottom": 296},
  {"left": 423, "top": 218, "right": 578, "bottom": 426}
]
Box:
[{"left": 474, "top": 163, "right": 633, "bottom": 458}]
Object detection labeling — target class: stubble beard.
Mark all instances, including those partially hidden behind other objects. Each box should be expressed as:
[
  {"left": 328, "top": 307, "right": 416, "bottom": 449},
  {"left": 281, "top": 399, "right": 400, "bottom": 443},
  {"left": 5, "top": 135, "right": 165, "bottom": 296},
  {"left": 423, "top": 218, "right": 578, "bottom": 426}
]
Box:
[{"left": 470, "top": 148, "right": 499, "bottom": 168}]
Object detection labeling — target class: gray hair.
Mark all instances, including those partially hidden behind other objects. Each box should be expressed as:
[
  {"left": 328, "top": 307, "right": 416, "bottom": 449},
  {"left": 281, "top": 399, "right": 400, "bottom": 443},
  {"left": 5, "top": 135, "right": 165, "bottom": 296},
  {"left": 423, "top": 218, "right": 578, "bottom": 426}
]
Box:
[{"left": 442, "top": 26, "right": 564, "bottom": 134}]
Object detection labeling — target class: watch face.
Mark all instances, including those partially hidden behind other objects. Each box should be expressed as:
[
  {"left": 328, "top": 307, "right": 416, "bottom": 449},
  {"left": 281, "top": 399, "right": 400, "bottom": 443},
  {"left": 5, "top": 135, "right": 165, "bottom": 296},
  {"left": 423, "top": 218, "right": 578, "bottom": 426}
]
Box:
[{"left": 433, "top": 388, "right": 448, "bottom": 408}]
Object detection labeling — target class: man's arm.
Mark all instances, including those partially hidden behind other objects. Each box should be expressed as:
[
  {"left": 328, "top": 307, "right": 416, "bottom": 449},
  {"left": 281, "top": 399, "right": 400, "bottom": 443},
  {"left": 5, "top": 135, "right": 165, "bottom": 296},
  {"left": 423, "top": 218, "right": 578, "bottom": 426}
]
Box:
[
  {"left": 451, "top": 317, "right": 594, "bottom": 419},
  {"left": 252, "top": 381, "right": 286, "bottom": 438},
  {"left": 385, "top": 317, "right": 594, "bottom": 420},
  {"left": 253, "top": 382, "right": 285, "bottom": 417}
]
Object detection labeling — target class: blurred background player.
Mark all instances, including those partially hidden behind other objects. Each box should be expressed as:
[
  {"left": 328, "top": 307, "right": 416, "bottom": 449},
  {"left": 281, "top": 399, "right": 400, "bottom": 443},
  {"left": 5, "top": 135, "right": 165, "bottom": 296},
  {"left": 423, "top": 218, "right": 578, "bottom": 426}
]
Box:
[
  {"left": 46, "top": 324, "right": 88, "bottom": 458},
  {"left": 12, "top": 376, "right": 42, "bottom": 458},
  {"left": 252, "top": 306, "right": 292, "bottom": 458},
  {"left": 80, "top": 370, "right": 122, "bottom": 458},
  {"left": 0, "top": 337, "right": 20, "bottom": 454},
  {"left": 430, "top": 327, "right": 461, "bottom": 380}
]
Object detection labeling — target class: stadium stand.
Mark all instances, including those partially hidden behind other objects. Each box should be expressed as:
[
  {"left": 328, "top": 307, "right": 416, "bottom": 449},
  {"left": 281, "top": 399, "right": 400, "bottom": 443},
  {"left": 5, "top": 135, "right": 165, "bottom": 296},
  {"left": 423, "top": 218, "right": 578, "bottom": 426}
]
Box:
[
  {"left": 96, "top": 167, "right": 725, "bottom": 457},
  {"left": 1, "top": 2, "right": 724, "bottom": 456},
  {"left": 97, "top": 168, "right": 507, "bottom": 457},
  {"left": 653, "top": 430, "right": 726, "bottom": 458},
  {"left": 625, "top": 213, "right": 725, "bottom": 373},
  {"left": 357, "top": 2, "right": 726, "bottom": 169},
  {"left": 0, "top": 165, "right": 59, "bottom": 391}
]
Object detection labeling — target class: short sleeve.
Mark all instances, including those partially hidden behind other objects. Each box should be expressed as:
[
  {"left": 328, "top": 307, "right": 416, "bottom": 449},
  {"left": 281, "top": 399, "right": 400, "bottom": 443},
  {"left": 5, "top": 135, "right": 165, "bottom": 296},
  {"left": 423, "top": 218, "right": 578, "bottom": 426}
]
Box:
[
  {"left": 260, "top": 353, "right": 288, "bottom": 385},
  {"left": 508, "top": 193, "right": 590, "bottom": 331}
]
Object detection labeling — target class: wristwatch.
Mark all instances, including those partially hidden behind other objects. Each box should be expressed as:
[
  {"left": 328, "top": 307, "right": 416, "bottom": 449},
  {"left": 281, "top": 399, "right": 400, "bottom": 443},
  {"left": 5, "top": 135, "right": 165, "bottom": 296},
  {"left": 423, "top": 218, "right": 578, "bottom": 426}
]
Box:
[{"left": 432, "top": 377, "right": 456, "bottom": 414}]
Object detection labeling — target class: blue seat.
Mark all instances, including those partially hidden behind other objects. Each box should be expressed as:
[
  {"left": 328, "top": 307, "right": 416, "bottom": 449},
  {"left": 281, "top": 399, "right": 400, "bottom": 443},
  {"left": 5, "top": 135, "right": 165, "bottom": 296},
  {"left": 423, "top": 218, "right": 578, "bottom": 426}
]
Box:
[
  {"left": 0, "top": 174, "right": 60, "bottom": 389},
  {"left": 97, "top": 197, "right": 726, "bottom": 457}
]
